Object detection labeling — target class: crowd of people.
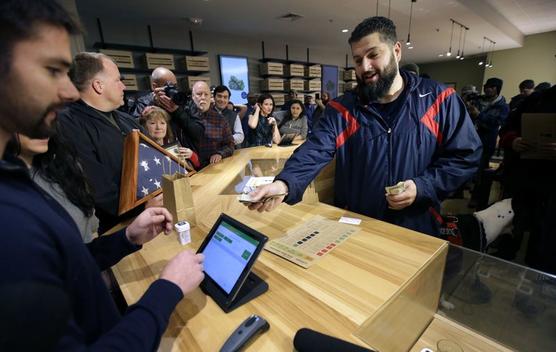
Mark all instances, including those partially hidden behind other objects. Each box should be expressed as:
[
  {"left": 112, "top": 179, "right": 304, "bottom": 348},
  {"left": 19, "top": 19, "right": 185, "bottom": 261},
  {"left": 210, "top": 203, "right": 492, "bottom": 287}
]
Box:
[{"left": 0, "top": 0, "right": 553, "bottom": 350}]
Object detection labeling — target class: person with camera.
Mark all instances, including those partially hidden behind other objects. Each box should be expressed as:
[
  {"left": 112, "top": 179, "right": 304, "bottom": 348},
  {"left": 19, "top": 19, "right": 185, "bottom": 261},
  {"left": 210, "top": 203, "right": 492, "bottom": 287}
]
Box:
[
  {"left": 311, "top": 91, "right": 330, "bottom": 132},
  {"left": 247, "top": 93, "right": 282, "bottom": 147},
  {"left": 131, "top": 67, "right": 205, "bottom": 162}
]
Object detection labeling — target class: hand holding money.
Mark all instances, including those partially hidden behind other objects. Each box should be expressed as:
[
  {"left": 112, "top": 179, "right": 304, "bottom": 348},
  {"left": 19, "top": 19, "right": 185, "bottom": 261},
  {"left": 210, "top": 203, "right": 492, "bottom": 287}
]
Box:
[{"left": 386, "top": 180, "right": 417, "bottom": 210}]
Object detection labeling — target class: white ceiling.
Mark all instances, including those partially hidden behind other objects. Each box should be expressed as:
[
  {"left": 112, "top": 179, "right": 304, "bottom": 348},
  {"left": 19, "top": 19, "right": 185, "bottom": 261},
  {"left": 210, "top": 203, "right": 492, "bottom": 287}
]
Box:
[{"left": 75, "top": 0, "right": 556, "bottom": 63}]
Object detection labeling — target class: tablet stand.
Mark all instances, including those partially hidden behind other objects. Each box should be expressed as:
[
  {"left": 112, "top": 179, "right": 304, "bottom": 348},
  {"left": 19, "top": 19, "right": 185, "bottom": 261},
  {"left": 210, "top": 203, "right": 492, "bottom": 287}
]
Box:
[{"left": 223, "top": 272, "right": 268, "bottom": 313}]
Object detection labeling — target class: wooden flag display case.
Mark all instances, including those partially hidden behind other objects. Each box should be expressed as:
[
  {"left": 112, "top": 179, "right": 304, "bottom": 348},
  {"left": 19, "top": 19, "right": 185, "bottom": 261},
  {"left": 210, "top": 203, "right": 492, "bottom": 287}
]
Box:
[{"left": 118, "top": 130, "right": 195, "bottom": 215}]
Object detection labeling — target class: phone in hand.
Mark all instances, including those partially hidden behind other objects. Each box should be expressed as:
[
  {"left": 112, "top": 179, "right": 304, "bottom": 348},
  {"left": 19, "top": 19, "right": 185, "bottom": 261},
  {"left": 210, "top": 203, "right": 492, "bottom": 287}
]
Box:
[{"left": 315, "top": 93, "right": 320, "bottom": 100}]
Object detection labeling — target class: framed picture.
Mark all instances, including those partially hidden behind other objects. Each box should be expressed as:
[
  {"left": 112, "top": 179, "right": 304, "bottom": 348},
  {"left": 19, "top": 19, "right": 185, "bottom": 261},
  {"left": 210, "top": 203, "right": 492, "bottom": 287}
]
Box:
[
  {"left": 322, "top": 65, "right": 339, "bottom": 99},
  {"left": 118, "top": 130, "right": 195, "bottom": 215},
  {"left": 218, "top": 55, "right": 250, "bottom": 105}
]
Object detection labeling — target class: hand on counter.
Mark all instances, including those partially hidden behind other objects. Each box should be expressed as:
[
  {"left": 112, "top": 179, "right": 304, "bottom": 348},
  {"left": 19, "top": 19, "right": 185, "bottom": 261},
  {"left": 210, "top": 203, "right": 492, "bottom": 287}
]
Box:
[
  {"left": 246, "top": 180, "right": 289, "bottom": 212},
  {"left": 210, "top": 153, "right": 223, "bottom": 164},
  {"left": 125, "top": 207, "right": 173, "bottom": 245},
  {"left": 160, "top": 250, "right": 205, "bottom": 296}
]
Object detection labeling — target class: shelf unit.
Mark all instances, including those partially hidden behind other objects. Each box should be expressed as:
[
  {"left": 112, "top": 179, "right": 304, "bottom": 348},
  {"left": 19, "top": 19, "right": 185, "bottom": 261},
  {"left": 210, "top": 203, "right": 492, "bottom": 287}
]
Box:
[
  {"left": 258, "top": 42, "right": 323, "bottom": 107},
  {"left": 93, "top": 20, "right": 211, "bottom": 92}
]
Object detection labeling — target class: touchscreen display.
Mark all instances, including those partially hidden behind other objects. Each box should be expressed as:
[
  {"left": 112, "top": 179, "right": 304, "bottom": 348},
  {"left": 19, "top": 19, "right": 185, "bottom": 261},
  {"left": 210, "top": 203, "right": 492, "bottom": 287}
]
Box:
[{"left": 203, "top": 221, "right": 259, "bottom": 294}]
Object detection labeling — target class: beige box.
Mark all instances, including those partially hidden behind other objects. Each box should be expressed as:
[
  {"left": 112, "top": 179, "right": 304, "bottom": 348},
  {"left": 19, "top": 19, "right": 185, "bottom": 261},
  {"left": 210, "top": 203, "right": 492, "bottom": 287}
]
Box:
[
  {"left": 121, "top": 74, "right": 139, "bottom": 90},
  {"left": 271, "top": 93, "right": 285, "bottom": 106},
  {"left": 306, "top": 65, "right": 322, "bottom": 78},
  {"left": 260, "top": 62, "right": 284, "bottom": 76},
  {"left": 100, "top": 49, "right": 134, "bottom": 69},
  {"left": 185, "top": 56, "right": 210, "bottom": 72},
  {"left": 344, "top": 81, "right": 358, "bottom": 90},
  {"left": 343, "top": 69, "right": 357, "bottom": 81},
  {"left": 304, "top": 79, "right": 321, "bottom": 92},
  {"left": 286, "top": 64, "right": 305, "bottom": 77},
  {"left": 184, "top": 76, "right": 211, "bottom": 89},
  {"left": 262, "top": 78, "right": 284, "bottom": 91},
  {"left": 145, "top": 53, "right": 175, "bottom": 70},
  {"left": 285, "top": 79, "right": 304, "bottom": 91}
]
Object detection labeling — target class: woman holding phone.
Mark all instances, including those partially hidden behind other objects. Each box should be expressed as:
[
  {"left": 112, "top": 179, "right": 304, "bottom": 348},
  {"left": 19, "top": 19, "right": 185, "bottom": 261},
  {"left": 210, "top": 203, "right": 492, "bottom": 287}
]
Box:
[{"left": 247, "top": 93, "right": 282, "bottom": 147}]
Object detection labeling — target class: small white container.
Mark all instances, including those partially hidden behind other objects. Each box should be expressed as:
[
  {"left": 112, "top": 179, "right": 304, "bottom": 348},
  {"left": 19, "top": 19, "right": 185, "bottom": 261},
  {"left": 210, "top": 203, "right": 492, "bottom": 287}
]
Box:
[{"left": 175, "top": 220, "right": 191, "bottom": 245}]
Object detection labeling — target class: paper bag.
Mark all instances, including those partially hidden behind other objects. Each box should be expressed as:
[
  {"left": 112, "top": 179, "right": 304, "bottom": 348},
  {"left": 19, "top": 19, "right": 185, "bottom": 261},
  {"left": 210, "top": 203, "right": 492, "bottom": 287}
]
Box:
[{"left": 162, "top": 173, "right": 197, "bottom": 226}]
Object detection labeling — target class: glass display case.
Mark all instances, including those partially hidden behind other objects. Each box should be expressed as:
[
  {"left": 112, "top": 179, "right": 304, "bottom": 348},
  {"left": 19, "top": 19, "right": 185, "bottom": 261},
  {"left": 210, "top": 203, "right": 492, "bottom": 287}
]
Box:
[{"left": 437, "top": 244, "right": 556, "bottom": 351}]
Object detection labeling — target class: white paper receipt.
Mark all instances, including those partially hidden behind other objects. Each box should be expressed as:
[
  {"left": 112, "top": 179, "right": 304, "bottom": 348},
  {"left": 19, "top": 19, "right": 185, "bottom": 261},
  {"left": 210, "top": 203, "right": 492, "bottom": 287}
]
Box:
[{"left": 339, "top": 216, "right": 362, "bottom": 225}]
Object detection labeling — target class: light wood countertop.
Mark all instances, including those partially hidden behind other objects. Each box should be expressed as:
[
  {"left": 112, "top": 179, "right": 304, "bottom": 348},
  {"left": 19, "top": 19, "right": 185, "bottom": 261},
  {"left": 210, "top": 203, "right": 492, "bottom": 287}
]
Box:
[{"left": 113, "top": 145, "right": 448, "bottom": 351}]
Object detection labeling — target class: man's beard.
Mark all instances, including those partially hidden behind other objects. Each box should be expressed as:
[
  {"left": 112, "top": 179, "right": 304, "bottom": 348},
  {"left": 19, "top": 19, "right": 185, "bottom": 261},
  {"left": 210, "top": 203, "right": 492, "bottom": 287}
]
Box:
[
  {"left": 0, "top": 73, "right": 61, "bottom": 139},
  {"left": 356, "top": 53, "right": 398, "bottom": 104}
]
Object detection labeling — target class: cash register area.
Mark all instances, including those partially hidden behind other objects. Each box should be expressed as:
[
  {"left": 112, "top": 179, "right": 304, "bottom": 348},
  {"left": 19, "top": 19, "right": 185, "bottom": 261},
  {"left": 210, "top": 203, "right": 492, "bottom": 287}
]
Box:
[{"left": 112, "top": 145, "right": 556, "bottom": 351}]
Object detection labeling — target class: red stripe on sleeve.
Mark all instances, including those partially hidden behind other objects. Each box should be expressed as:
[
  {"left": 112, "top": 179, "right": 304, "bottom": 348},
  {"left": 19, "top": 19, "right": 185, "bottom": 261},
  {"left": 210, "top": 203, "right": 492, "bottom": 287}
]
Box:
[
  {"left": 419, "top": 87, "right": 455, "bottom": 144},
  {"left": 329, "top": 101, "right": 361, "bottom": 149}
]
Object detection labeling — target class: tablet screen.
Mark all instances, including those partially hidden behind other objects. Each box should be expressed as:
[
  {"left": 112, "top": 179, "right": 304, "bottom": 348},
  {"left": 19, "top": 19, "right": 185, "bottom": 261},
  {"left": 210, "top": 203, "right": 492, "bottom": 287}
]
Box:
[{"left": 203, "top": 220, "right": 260, "bottom": 294}]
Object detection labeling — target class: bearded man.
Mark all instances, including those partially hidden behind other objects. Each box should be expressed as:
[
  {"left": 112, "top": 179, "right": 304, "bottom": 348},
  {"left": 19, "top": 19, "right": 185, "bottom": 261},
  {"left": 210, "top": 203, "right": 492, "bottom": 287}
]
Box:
[{"left": 246, "top": 16, "right": 482, "bottom": 237}]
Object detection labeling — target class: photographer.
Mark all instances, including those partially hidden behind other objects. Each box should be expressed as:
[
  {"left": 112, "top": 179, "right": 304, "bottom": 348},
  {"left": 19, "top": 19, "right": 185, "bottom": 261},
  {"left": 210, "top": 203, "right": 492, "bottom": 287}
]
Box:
[
  {"left": 131, "top": 67, "right": 204, "bottom": 156},
  {"left": 247, "top": 93, "right": 282, "bottom": 147}
]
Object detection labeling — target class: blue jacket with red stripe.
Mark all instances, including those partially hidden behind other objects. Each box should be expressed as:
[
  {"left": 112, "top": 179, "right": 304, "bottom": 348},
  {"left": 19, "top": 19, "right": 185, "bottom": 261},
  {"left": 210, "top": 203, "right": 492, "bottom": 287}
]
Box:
[{"left": 276, "top": 71, "right": 482, "bottom": 236}]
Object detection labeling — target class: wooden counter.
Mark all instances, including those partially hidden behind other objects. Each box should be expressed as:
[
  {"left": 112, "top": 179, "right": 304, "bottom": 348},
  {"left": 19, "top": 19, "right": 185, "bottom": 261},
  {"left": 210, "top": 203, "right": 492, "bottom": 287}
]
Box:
[{"left": 112, "top": 145, "right": 448, "bottom": 351}]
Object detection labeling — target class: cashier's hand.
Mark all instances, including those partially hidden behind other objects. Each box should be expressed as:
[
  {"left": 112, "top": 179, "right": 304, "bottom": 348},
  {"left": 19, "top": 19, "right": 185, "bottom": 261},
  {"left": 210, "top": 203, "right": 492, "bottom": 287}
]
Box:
[
  {"left": 126, "top": 207, "right": 173, "bottom": 245},
  {"left": 161, "top": 250, "right": 205, "bottom": 296},
  {"left": 386, "top": 180, "right": 417, "bottom": 210},
  {"left": 246, "top": 180, "right": 288, "bottom": 212}
]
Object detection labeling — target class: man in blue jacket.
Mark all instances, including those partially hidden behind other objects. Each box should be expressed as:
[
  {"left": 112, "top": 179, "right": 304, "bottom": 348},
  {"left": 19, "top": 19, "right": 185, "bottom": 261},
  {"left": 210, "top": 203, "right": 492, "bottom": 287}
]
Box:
[
  {"left": 0, "top": 1, "right": 204, "bottom": 350},
  {"left": 248, "top": 16, "right": 481, "bottom": 237}
]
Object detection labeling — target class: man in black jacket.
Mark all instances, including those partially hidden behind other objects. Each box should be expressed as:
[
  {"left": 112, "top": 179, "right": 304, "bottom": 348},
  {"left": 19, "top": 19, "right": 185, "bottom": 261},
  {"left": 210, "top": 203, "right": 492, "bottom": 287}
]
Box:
[
  {"left": 130, "top": 66, "right": 205, "bottom": 153},
  {"left": 58, "top": 52, "right": 153, "bottom": 232}
]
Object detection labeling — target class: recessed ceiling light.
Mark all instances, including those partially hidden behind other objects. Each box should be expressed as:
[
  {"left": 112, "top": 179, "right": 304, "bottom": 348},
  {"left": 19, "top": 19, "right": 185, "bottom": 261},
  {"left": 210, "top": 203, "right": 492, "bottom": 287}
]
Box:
[
  {"left": 341, "top": 29, "right": 349, "bottom": 33},
  {"left": 408, "top": 46, "right": 414, "bottom": 49},
  {"left": 438, "top": 53, "right": 444, "bottom": 57}
]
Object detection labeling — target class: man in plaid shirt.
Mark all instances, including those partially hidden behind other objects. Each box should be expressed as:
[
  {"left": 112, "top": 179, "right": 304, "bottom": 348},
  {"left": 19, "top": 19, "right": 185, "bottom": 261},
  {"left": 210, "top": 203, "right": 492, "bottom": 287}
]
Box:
[{"left": 192, "top": 82, "right": 234, "bottom": 167}]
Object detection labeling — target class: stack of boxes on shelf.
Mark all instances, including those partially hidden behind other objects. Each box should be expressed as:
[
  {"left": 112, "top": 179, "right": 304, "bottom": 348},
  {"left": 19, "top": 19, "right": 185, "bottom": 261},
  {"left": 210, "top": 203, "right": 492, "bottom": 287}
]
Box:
[
  {"left": 343, "top": 68, "right": 357, "bottom": 92},
  {"left": 184, "top": 56, "right": 210, "bottom": 89},
  {"left": 98, "top": 44, "right": 210, "bottom": 93},
  {"left": 259, "top": 59, "right": 322, "bottom": 107},
  {"left": 100, "top": 49, "right": 138, "bottom": 90},
  {"left": 260, "top": 62, "right": 285, "bottom": 106}
]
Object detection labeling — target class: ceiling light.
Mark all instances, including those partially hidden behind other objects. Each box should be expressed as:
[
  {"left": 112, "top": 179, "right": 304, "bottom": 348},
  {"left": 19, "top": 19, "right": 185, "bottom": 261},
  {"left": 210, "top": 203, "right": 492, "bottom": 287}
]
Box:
[
  {"left": 446, "top": 19, "right": 455, "bottom": 58},
  {"left": 188, "top": 17, "right": 203, "bottom": 25},
  {"left": 408, "top": 46, "right": 414, "bottom": 49},
  {"left": 406, "top": 0, "right": 416, "bottom": 49},
  {"left": 438, "top": 53, "right": 444, "bottom": 57},
  {"left": 341, "top": 29, "right": 349, "bottom": 33}
]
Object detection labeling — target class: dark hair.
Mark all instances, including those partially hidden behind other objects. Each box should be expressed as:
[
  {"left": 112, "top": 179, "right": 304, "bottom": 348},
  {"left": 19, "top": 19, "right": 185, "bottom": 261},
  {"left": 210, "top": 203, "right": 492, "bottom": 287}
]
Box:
[
  {"left": 213, "top": 85, "right": 231, "bottom": 98},
  {"left": 6, "top": 127, "right": 95, "bottom": 217},
  {"left": 33, "top": 129, "right": 96, "bottom": 217},
  {"left": 519, "top": 79, "right": 535, "bottom": 90},
  {"left": 289, "top": 99, "right": 305, "bottom": 116},
  {"left": 349, "top": 16, "right": 397, "bottom": 46},
  {"left": 0, "top": 0, "right": 81, "bottom": 76},
  {"left": 279, "top": 100, "right": 305, "bottom": 129},
  {"left": 257, "top": 93, "right": 275, "bottom": 115},
  {"left": 69, "top": 52, "right": 109, "bottom": 92}
]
